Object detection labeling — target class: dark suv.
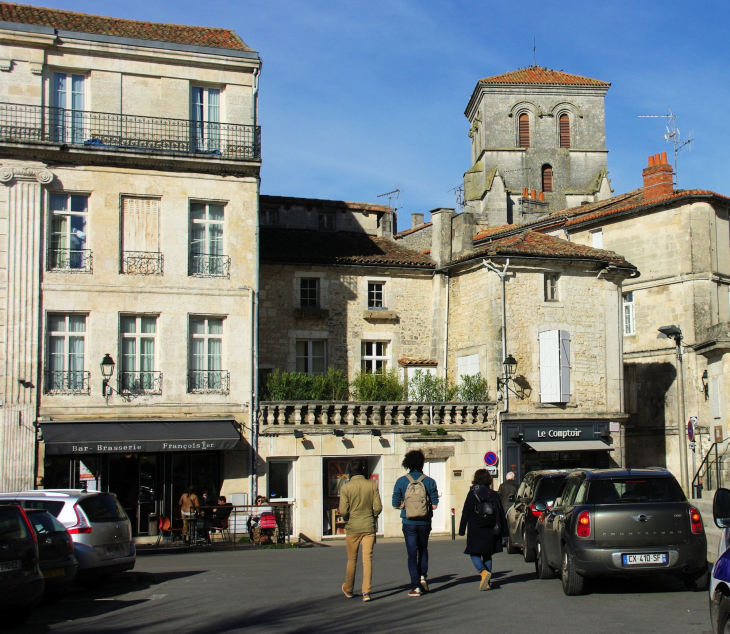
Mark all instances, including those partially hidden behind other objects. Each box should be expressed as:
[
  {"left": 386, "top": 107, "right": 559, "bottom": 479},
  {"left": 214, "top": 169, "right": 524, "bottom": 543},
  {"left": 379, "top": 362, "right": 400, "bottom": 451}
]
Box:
[
  {"left": 535, "top": 468, "right": 708, "bottom": 595},
  {"left": 506, "top": 470, "right": 572, "bottom": 562}
]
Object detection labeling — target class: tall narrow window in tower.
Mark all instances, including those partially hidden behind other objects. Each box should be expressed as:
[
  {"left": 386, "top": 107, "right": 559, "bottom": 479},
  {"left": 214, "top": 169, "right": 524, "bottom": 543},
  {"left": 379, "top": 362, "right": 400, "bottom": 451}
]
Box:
[
  {"left": 542, "top": 165, "right": 553, "bottom": 193},
  {"left": 559, "top": 114, "right": 571, "bottom": 148},
  {"left": 518, "top": 113, "right": 530, "bottom": 148}
]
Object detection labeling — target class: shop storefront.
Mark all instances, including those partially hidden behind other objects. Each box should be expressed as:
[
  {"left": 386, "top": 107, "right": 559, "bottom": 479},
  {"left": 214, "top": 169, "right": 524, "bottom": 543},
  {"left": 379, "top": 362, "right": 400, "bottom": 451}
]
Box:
[
  {"left": 40, "top": 419, "right": 241, "bottom": 535},
  {"left": 502, "top": 420, "right": 613, "bottom": 481}
]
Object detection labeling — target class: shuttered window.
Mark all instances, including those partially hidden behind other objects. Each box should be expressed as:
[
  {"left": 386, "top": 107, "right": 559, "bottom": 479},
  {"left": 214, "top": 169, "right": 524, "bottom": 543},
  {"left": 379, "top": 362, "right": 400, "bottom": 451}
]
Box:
[
  {"left": 518, "top": 113, "right": 530, "bottom": 148},
  {"left": 122, "top": 197, "right": 159, "bottom": 253},
  {"left": 456, "top": 354, "right": 480, "bottom": 383},
  {"left": 559, "top": 114, "right": 571, "bottom": 148},
  {"left": 539, "top": 330, "right": 571, "bottom": 403},
  {"left": 542, "top": 165, "right": 553, "bottom": 193},
  {"left": 711, "top": 376, "right": 722, "bottom": 419}
]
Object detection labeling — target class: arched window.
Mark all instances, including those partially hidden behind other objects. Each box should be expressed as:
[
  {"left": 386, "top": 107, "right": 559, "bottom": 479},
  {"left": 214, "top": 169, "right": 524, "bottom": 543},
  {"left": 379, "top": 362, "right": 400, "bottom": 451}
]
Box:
[
  {"left": 518, "top": 113, "right": 530, "bottom": 148},
  {"left": 542, "top": 165, "right": 553, "bottom": 193},
  {"left": 559, "top": 114, "right": 571, "bottom": 148}
]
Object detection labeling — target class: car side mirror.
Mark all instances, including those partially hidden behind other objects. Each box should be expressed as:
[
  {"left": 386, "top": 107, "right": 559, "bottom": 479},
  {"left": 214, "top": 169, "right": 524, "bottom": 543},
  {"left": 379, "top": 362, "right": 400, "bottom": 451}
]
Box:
[
  {"left": 508, "top": 494, "right": 515, "bottom": 502},
  {"left": 546, "top": 500, "right": 554, "bottom": 510},
  {"left": 714, "top": 488, "right": 730, "bottom": 528},
  {"left": 534, "top": 501, "right": 547, "bottom": 512}
]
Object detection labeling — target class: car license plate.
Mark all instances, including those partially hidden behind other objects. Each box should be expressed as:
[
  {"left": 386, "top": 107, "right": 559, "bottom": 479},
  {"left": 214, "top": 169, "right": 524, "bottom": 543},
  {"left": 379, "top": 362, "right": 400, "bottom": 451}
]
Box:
[
  {"left": 106, "top": 544, "right": 127, "bottom": 556},
  {"left": 622, "top": 553, "right": 667, "bottom": 565},
  {"left": 0, "top": 560, "right": 20, "bottom": 572},
  {"left": 44, "top": 568, "right": 65, "bottom": 578}
]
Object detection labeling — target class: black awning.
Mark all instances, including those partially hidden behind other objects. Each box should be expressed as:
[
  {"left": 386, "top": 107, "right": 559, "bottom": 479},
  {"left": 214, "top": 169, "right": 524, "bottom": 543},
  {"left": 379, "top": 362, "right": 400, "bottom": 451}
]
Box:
[{"left": 40, "top": 419, "right": 241, "bottom": 455}]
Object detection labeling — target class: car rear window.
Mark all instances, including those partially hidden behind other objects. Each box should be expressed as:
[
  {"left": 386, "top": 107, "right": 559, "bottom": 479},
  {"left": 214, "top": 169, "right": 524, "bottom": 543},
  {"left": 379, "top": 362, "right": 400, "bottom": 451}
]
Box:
[
  {"left": 21, "top": 500, "right": 65, "bottom": 517},
  {"left": 587, "top": 478, "right": 685, "bottom": 504},
  {"left": 0, "top": 507, "right": 29, "bottom": 540},
  {"left": 535, "top": 477, "right": 565, "bottom": 502},
  {"left": 26, "top": 511, "right": 66, "bottom": 535},
  {"left": 78, "top": 495, "right": 127, "bottom": 523}
]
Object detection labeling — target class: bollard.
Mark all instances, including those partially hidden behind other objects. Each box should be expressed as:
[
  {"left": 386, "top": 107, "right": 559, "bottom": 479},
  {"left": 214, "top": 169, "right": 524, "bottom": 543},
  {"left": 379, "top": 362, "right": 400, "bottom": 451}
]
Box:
[{"left": 451, "top": 508, "right": 456, "bottom": 540}]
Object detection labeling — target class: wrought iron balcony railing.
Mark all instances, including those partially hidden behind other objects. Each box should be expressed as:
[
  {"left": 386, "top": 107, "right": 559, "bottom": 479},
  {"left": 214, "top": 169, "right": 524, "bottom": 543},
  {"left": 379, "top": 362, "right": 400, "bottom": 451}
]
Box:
[
  {"left": 45, "top": 371, "right": 91, "bottom": 395},
  {"left": 189, "top": 253, "right": 231, "bottom": 278},
  {"left": 121, "top": 251, "right": 164, "bottom": 275},
  {"left": 47, "top": 248, "right": 93, "bottom": 273},
  {"left": 0, "top": 102, "right": 261, "bottom": 161},
  {"left": 188, "top": 370, "right": 230, "bottom": 394},
  {"left": 119, "top": 371, "right": 163, "bottom": 395}
]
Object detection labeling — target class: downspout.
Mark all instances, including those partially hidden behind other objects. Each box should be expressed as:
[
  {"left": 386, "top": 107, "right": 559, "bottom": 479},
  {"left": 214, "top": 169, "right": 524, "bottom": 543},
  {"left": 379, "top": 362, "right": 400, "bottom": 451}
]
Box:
[
  {"left": 249, "top": 171, "right": 261, "bottom": 504},
  {"left": 442, "top": 271, "right": 450, "bottom": 377},
  {"left": 252, "top": 67, "right": 260, "bottom": 129}
]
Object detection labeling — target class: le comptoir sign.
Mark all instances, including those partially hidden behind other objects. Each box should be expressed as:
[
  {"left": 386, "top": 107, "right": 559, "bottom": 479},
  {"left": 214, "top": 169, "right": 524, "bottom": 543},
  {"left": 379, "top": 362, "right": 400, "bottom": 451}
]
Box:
[{"left": 536, "top": 429, "right": 582, "bottom": 439}]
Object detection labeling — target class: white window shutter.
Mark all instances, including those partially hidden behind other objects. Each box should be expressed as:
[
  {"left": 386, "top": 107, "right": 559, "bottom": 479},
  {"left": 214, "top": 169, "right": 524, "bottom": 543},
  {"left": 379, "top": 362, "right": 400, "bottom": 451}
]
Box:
[
  {"left": 539, "top": 330, "right": 560, "bottom": 403},
  {"left": 456, "top": 354, "right": 479, "bottom": 383},
  {"left": 559, "top": 330, "right": 571, "bottom": 403},
  {"left": 123, "top": 197, "right": 159, "bottom": 252},
  {"left": 711, "top": 376, "right": 721, "bottom": 419},
  {"left": 456, "top": 356, "right": 466, "bottom": 383}
]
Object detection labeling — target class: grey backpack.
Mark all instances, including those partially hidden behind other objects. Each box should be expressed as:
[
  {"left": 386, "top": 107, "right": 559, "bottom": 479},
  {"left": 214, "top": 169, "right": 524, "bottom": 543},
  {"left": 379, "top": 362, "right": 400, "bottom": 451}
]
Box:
[{"left": 404, "top": 474, "right": 429, "bottom": 520}]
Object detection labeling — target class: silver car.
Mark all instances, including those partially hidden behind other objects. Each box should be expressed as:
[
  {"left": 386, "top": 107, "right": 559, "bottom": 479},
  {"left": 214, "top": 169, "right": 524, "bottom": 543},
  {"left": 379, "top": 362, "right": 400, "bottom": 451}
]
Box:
[{"left": 0, "top": 490, "right": 136, "bottom": 583}]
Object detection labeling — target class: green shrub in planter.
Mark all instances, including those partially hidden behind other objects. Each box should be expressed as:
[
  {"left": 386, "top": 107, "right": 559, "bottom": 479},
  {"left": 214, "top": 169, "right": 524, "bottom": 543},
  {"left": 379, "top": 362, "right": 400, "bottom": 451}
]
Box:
[
  {"left": 351, "top": 369, "right": 405, "bottom": 401},
  {"left": 266, "top": 369, "right": 350, "bottom": 401},
  {"left": 312, "top": 369, "right": 349, "bottom": 401},
  {"left": 457, "top": 372, "right": 490, "bottom": 402},
  {"left": 408, "top": 369, "right": 458, "bottom": 402}
]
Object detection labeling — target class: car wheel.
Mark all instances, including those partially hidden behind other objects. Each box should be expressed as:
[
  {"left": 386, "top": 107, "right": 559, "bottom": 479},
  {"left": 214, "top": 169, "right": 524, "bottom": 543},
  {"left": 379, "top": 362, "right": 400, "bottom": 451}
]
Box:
[
  {"left": 522, "top": 528, "right": 536, "bottom": 563},
  {"left": 535, "top": 537, "right": 553, "bottom": 579},
  {"left": 506, "top": 534, "right": 518, "bottom": 555},
  {"left": 719, "top": 593, "right": 730, "bottom": 634},
  {"left": 684, "top": 566, "right": 710, "bottom": 592},
  {"left": 561, "top": 546, "right": 585, "bottom": 596}
]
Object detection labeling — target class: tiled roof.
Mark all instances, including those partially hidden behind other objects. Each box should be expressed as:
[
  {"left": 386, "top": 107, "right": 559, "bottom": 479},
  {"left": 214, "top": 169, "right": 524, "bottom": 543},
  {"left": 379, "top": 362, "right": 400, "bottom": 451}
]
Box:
[
  {"left": 0, "top": 2, "right": 252, "bottom": 51},
  {"left": 395, "top": 221, "right": 432, "bottom": 239},
  {"left": 398, "top": 358, "right": 438, "bottom": 367},
  {"left": 260, "top": 195, "right": 391, "bottom": 214},
  {"left": 480, "top": 66, "right": 609, "bottom": 87},
  {"left": 472, "top": 225, "right": 513, "bottom": 242},
  {"left": 260, "top": 228, "right": 435, "bottom": 269},
  {"left": 454, "top": 230, "right": 635, "bottom": 269}
]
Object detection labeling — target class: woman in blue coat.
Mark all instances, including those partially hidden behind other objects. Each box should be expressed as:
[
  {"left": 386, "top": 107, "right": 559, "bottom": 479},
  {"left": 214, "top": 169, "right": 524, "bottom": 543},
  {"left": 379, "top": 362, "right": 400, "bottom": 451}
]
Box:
[{"left": 458, "top": 469, "right": 509, "bottom": 591}]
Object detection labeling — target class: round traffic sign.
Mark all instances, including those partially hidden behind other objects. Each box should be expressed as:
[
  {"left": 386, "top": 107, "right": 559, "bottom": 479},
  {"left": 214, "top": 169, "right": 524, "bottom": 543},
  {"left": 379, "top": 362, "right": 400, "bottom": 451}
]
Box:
[
  {"left": 484, "top": 451, "right": 498, "bottom": 466},
  {"left": 687, "top": 421, "right": 695, "bottom": 442}
]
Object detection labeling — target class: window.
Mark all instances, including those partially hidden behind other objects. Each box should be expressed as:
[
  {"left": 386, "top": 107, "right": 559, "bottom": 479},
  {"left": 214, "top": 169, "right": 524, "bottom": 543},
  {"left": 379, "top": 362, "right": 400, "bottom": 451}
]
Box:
[
  {"left": 541, "top": 165, "right": 553, "bottom": 193},
  {"left": 48, "top": 193, "right": 91, "bottom": 272},
  {"left": 296, "top": 340, "right": 326, "bottom": 374},
  {"left": 518, "top": 113, "right": 530, "bottom": 148},
  {"left": 120, "top": 315, "right": 160, "bottom": 394},
  {"left": 268, "top": 460, "right": 294, "bottom": 501},
  {"left": 189, "top": 317, "right": 228, "bottom": 393},
  {"left": 538, "top": 329, "right": 570, "bottom": 403},
  {"left": 51, "top": 72, "right": 85, "bottom": 143},
  {"left": 711, "top": 376, "right": 722, "bottom": 420},
  {"left": 591, "top": 229, "right": 603, "bottom": 249},
  {"left": 260, "top": 207, "right": 277, "bottom": 227},
  {"left": 47, "top": 314, "right": 88, "bottom": 394},
  {"left": 191, "top": 86, "right": 220, "bottom": 151},
  {"left": 559, "top": 114, "right": 571, "bottom": 149},
  {"left": 362, "top": 341, "right": 388, "bottom": 373},
  {"left": 121, "top": 197, "right": 162, "bottom": 275},
  {"left": 623, "top": 292, "right": 635, "bottom": 335},
  {"left": 544, "top": 273, "right": 560, "bottom": 301},
  {"left": 456, "top": 354, "right": 479, "bottom": 383},
  {"left": 586, "top": 478, "right": 684, "bottom": 504},
  {"left": 556, "top": 477, "right": 581, "bottom": 507},
  {"left": 367, "top": 282, "right": 385, "bottom": 309},
  {"left": 300, "top": 278, "right": 319, "bottom": 308},
  {"left": 318, "top": 211, "right": 335, "bottom": 232},
  {"left": 190, "top": 202, "right": 229, "bottom": 277}
]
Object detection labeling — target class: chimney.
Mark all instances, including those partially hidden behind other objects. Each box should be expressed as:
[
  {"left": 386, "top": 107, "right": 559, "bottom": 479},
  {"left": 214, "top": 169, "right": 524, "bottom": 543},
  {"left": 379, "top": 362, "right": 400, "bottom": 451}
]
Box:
[
  {"left": 642, "top": 152, "right": 673, "bottom": 201},
  {"left": 411, "top": 213, "right": 424, "bottom": 228}
]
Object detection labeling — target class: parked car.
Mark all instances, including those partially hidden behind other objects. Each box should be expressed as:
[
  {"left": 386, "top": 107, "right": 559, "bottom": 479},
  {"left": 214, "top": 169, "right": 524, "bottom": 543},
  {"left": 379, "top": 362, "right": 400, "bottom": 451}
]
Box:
[
  {"left": 0, "top": 490, "right": 136, "bottom": 585},
  {"left": 0, "top": 504, "right": 44, "bottom": 625},
  {"left": 534, "top": 468, "right": 708, "bottom": 595},
  {"left": 26, "top": 509, "right": 78, "bottom": 596},
  {"left": 709, "top": 488, "right": 730, "bottom": 633},
  {"left": 506, "top": 469, "right": 572, "bottom": 562}
]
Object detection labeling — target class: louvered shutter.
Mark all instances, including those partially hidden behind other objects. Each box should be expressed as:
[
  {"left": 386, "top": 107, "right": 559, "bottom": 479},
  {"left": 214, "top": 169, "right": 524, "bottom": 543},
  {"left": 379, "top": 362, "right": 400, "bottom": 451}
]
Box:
[
  {"left": 457, "top": 354, "right": 479, "bottom": 383},
  {"left": 711, "top": 376, "right": 721, "bottom": 419},
  {"left": 559, "top": 330, "right": 571, "bottom": 403},
  {"left": 542, "top": 165, "right": 553, "bottom": 193},
  {"left": 519, "top": 113, "right": 530, "bottom": 148},
  {"left": 559, "top": 114, "right": 571, "bottom": 148},
  {"left": 539, "top": 330, "right": 560, "bottom": 402},
  {"left": 123, "top": 197, "right": 159, "bottom": 252}
]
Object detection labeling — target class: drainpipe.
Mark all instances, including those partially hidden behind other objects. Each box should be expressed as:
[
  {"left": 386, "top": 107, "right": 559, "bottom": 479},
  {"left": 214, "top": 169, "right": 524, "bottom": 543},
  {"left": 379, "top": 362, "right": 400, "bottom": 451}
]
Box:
[
  {"left": 442, "top": 272, "right": 450, "bottom": 378},
  {"left": 248, "top": 174, "right": 261, "bottom": 505},
  {"left": 252, "top": 67, "right": 260, "bottom": 129}
]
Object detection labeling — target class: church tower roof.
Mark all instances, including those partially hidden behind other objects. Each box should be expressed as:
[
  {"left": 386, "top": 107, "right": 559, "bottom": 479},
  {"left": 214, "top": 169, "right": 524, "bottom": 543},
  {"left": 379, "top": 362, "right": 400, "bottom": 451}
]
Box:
[{"left": 479, "top": 66, "right": 609, "bottom": 87}]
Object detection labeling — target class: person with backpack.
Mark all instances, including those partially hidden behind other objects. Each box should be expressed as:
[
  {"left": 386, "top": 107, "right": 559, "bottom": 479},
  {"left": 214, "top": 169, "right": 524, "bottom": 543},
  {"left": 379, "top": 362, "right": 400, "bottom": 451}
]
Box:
[
  {"left": 458, "top": 469, "right": 508, "bottom": 591},
  {"left": 339, "top": 458, "right": 383, "bottom": 602},
  {"left": 392, "top": 449, "right": 439, "bottom": 597}
]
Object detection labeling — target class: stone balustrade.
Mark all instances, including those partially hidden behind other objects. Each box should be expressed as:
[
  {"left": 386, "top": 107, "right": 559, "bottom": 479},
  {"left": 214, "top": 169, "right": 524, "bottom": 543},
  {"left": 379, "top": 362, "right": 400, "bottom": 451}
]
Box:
[{"left": 258, "top": 401, "right": 495, "bottom": 430}]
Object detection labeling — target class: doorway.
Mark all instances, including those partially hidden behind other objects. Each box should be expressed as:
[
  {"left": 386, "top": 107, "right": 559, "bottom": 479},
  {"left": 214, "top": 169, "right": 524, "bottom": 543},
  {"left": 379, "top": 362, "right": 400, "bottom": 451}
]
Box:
[{"left": 423, "top": 460, "right": 446, "bottom": 532}]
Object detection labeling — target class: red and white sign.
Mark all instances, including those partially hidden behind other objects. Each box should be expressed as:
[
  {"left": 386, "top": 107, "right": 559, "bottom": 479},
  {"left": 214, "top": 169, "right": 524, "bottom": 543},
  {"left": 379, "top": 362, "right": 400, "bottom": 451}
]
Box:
[{"left": 484, "top": 451, "right": 498, "bottom": 466}]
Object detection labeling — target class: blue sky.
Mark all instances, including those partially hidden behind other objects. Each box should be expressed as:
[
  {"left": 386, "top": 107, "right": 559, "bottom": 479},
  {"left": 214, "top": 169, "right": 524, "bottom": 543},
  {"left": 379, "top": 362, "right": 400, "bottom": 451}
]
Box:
[{"left": 23, "top": 1, "right": 730, "bottom": 228}]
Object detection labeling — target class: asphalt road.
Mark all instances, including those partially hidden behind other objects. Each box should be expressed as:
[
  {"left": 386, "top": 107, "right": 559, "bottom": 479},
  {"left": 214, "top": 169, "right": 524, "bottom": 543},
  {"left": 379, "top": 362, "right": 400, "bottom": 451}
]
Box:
[{"left": 22, "top": 538, "right": 713, "bottom": 634}]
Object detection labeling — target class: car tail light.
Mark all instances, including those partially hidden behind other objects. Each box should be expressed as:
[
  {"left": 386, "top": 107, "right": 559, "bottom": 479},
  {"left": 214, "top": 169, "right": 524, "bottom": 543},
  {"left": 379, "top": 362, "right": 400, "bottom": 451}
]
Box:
[
  {"left": 17, "top": 507, "right": 37, "bottom": 544},
  {"left": 576, "top": 511, "right": 591, "bottom": 538},
  {"left": 67, "top": 531, "right": 74, "bottom": 553},
  {"left": 689, "top": 507, "right": 704, "bottom": 534},
  {"left": 68, "top": 503, "right": 92, "bottom": 535},
  {"left": 529, "top": 503, "right": 543, "bottom": 518}
]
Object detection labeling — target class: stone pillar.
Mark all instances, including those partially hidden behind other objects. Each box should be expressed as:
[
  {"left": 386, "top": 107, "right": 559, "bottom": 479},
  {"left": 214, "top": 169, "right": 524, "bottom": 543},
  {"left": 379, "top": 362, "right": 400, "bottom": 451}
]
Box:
[{"left": 0, "top": 164, "right": 52, "bottom": 491}]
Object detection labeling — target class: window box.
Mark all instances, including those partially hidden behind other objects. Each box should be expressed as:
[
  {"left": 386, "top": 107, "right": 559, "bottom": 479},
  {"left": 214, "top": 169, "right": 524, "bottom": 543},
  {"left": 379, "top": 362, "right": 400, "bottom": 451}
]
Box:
[{"left": 363, "top": 309, "right": 397, "bottom": 321}]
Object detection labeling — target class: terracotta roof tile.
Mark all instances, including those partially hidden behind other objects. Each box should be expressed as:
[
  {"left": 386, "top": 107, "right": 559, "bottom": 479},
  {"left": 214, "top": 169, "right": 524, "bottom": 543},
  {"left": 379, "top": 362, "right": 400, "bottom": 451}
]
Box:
[
  {"left": 398, "top": 358, "right": 438, "bottom": 367},
  {"left": 0, "top": 2, "right": 252, "bottom": 51},
  {"left": 395, "top": 221, "right": 432, "bottom": 238},
  {"left": 480, "top": 66, "right": 609, "bottom": 87},
  {"left": 261, "top": 228, "right": 435, "bottom": 269}
]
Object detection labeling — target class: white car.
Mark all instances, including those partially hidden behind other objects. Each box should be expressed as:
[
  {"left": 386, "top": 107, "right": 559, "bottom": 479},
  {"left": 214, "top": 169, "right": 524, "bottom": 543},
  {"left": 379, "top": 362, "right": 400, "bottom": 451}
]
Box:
[{"left": 0, "top": 490, "right": 135, "bottom": 585}]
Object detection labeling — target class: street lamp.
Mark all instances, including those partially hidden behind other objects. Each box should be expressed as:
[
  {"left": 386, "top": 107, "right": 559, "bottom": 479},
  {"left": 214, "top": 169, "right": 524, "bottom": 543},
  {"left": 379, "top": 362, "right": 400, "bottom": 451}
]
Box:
[
  {"left": 657, "top": 325, "right": 690, "bottom": 494},
  {"left": 100, "top": 353, "right": 115, "bottom": 400},
  {"left": 497, "top": 354, "right": 518, "bottom": 394}
]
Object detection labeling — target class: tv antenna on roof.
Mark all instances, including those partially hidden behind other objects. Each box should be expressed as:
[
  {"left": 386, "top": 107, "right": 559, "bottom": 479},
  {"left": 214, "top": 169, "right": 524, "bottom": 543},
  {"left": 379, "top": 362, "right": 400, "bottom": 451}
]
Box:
[
  {"left": 637, "top": 108, "right": 694, "bottom": 187},
  {"left": 377, "top": 187, "right": 401, "bottom": 213},
  {"left": 448, "top": 184, "right": 465, "bottom": 212}
]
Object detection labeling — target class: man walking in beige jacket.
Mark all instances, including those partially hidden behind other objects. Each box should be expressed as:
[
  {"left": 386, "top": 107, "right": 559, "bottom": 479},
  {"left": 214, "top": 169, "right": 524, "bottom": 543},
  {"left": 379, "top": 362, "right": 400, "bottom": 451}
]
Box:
[{"left": 339, "top": 458, "right": 382, "bottom": 602}]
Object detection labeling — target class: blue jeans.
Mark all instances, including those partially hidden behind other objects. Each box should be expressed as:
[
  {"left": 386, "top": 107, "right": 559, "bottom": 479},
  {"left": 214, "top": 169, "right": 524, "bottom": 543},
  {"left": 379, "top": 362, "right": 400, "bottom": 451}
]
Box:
[
  {"left": 402, "top": 524, "right": 431, "bottom": 589},
  {"left": 470, "top": 555, "right": 492, "bottom": 573}
]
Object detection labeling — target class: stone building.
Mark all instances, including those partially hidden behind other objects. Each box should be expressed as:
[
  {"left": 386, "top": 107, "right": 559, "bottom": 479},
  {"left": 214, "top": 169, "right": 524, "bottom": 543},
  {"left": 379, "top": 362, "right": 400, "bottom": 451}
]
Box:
[
  {"left": 0, "top": 3, "right": 260, "bottom": 533},
  {"left": 463, "top": 66, "right": 612, "bottom": 224}
]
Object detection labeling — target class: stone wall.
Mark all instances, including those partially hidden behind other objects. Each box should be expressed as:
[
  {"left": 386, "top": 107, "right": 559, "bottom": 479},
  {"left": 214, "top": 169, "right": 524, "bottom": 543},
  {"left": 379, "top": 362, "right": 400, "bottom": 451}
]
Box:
[{"left": 395, "top": 223, "right": 432, "bottom": 254}]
